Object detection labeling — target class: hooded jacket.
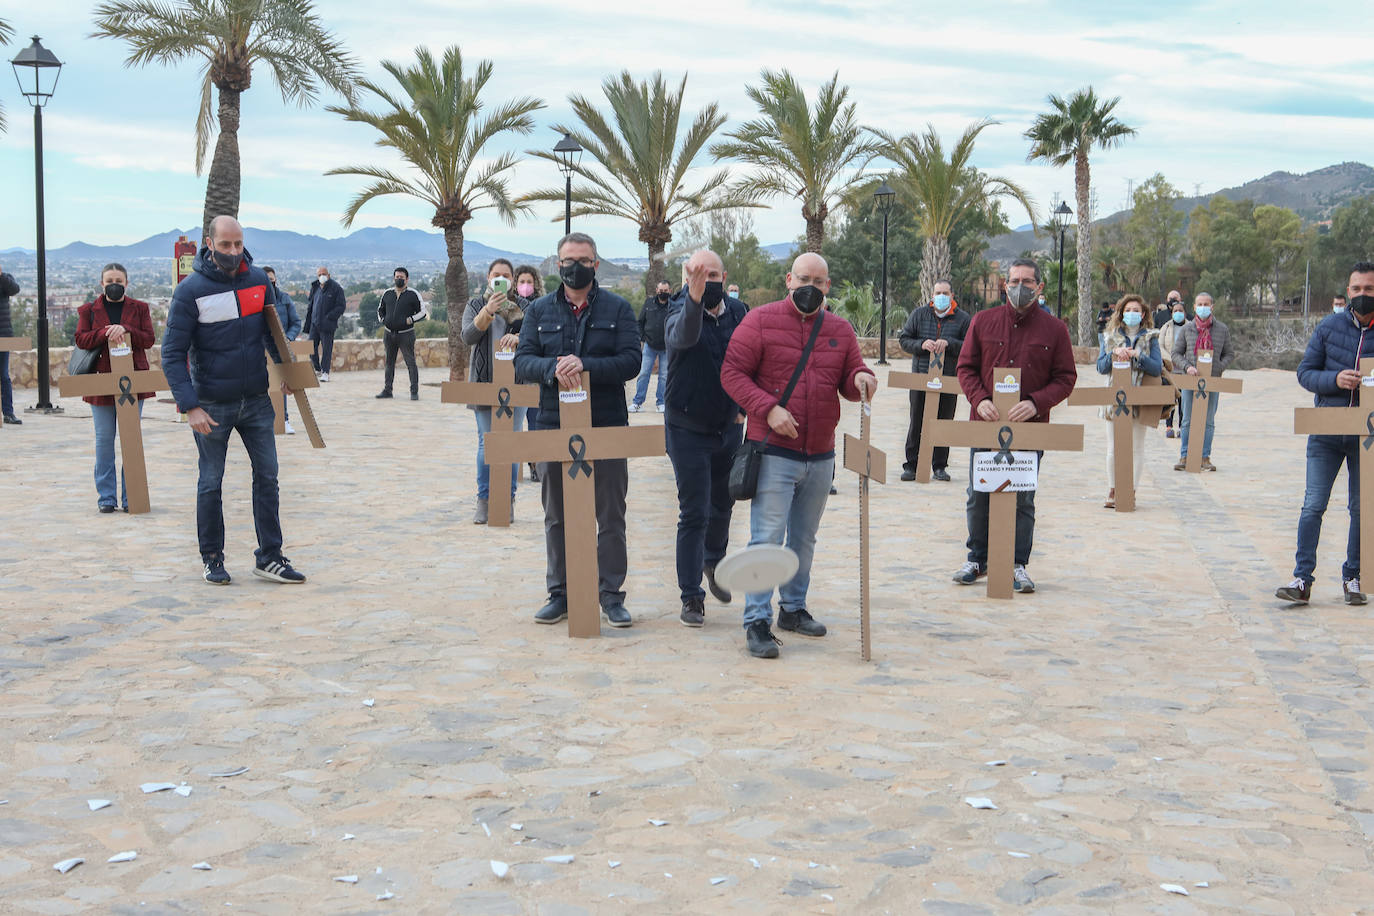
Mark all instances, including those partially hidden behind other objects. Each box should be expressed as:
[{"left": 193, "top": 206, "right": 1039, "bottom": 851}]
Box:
[
  {"left": 161, "top": 247, "right": 278, "bottom": 411},
  {"left": 663, "top": 287, "right": 748, "bottom": 434}
]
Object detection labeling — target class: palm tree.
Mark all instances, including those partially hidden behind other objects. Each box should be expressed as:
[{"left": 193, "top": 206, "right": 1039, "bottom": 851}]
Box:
[
  {"left": 0, "top": 18, "right": 12, "bottom": 131},
  {"left": 1025, "top": 86, "right": 1136, "bottom": 343},
  {"left": 711, "top": 69, "right": 880, "bottom": 253},
  {"left": 521, "top": 71, "right": 752, "bottom": 293},
  {"left": 91, "top": 0, "right": 360, "bottom": 238},
  {"left": 327, "top": 46, "right": 542, "bottom": 380},
  {"left": 875, "top": 119, "right": 1035, "bottom": 305}
]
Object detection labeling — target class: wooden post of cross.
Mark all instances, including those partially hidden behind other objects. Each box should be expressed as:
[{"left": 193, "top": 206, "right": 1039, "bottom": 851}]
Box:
[
  {"left": 1067, "top": 361, "right": 1176, "bottom": 511},
  {"left": 483, "top": 371, "right": 664, "bottom": 637},
  {"left": 263, "top": 308, "right": 324, "bottom": 447},
  {"left": 1168, "top": 349, "right": 1242, "bottom": 473},
  {"left": 267, "top": 338, "right": 314, "bottom": 435},
  {"left": 56, "top": 346, "right": 168, "bottom": 514},
  {"left": 440, "top": 350, "right": 541, "bottom": 527},
  {"left": 842, "top": 399, "right": 886, "bottom": 661},
  {"left": 888, "top": 350, "right": 956, "bottom": 482},
  {"left": 930, "top": 367, "right": 1084, "bottom": 599},
  {"left": 1294, "top": 357, "right": 1374, "bottom": 578},
  {"left": 0, "top": 337, "right": 31, "bottom": 430}
]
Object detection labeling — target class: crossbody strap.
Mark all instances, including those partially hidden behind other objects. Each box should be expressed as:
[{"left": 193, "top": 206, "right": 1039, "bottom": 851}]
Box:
[{"left": 760, "top": 313, "right": 826, "bottom": 448}]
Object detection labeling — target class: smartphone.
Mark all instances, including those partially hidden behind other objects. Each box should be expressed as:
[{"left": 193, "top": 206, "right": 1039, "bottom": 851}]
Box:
[{"left": 490, "top": 276, "right": 510, "bottom": 296}]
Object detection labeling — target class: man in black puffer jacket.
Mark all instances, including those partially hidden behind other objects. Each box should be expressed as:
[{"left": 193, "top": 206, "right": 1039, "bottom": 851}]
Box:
[
  {"left": 0, "top": 263, "right": 20, "bottom": 424},
  {"left": 897, "top": 280, "right": 970, "bottom": 481},
  {"left": 663, "top": 250, "right": 748, "bottom": 627},
  {"left": 375, "top": 266, "right": 428, "bottom": 400},
  {"left": 632, "top": 281, "right": 671, "bottom": 411}
]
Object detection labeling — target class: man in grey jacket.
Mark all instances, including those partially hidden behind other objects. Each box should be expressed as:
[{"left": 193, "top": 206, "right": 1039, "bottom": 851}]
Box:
[
  {"left": 897, "top": 280, "right": 969, "bottom": 481},
  {"left": 1171, "top": 292, "right": 1234, "bottom": 471}
]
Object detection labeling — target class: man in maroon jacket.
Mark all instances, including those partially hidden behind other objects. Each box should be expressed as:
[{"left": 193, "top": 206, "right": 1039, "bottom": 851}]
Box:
[
  {"left": 953, "top": 258, "right": 1077, "bottom": 594},
  {"left": 721, "top": 252, "right": 877, "bottom": 658}
]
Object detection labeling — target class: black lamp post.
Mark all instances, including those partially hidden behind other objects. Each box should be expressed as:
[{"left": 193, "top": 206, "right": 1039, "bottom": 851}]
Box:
[
  {"left": 12, "top": 36, "right": 63, "bottom": 414},
  {"left": 1051, "top": 200, "right": 1072, "bottom": 321},
  {"left": 553, "top": 133, "right": 583, "bottom": 237},
  {"left": 873, "top": 180, "right": 895, "bottom": 365}
]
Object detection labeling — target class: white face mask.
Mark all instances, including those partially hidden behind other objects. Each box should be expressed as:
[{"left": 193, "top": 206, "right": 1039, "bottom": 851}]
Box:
[{"left": 318, "top": 274, "right": 329, "bottom": 284}]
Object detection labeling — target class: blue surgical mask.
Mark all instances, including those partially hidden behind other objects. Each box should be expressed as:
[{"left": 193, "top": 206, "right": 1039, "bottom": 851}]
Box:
[
  {"left": 1172, "top": 312, "right": 1185, "bottom": 324},
  {"left": 1122, "top": 312, "right": 1142, "bottom": 328},
  {"left": 1195, "top": 305, "right": 1212, "bottom": 320},
  {"left": 933, "top": 293, "right": 952, "bottom": 313},
  {"left": 1334, "top": 305, "right": 1347, "bottom": 313}
]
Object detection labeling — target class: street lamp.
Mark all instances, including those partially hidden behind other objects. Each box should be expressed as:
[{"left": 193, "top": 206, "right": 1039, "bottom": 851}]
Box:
[
  {"left": 1051, "top": 201, "right": 1072, "bottom": 321},
  {"left": 553, "top": 133, "right": 582, "bottom": 237},
  {"left": 873, "top": 180, "right": 895, "bottom": 365},
  {"left": 12, "top": 36, "right": 63, "bottom": 414}
]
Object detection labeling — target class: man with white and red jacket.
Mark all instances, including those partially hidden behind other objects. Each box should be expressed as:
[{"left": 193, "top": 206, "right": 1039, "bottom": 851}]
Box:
[{"left": 721, "top": 252, "right": 877, "bottom": 659}]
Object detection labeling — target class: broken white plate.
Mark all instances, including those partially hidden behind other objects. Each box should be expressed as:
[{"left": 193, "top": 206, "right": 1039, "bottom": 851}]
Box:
[
  {"left": 963, "top": 797, "right": 998, "bottom": 810},
  {"left": 480, "top": 822, "right": 491, "bottom": 837},
  {"left": 710, "top": 876, "right": 728, "bottom": 886},
  {"left": 1008, "top": 851, "right": 1031, "bottom": 858},
  {"left": 208, "top": 766, "right": 249, "bottom": 778},
  {"left": 53, "top": 858, "right": 84, "bottom": 874},
  {"left": 510, "top": 823, "right": 522, "bottom": 831},
  {"left": 714, "top": 545, "right": 799, "bottom": 594},
  {"left": 377, "top": 891, "right": 394, "bottom": 901},
  {"left": 985, "top": 760, "right": 1007, "bottom": 767},
  {"left": 808, "top": 862, "right": 819, "bottom": 868},
  {"left": 334, "top": 875, "right": 358, "bottom": 884},
  {"left": 1161, "top": 884, "right": 1190, "bottom": 896},
  {"left": 608, "top": 861, "right": 621, "bottom": 869},
  {"left": 648, "top": 819, "right": 668, "bottom": 827},
  {"left": 174, "top": 785, "right": 192, "bottom": 797},
  {"left": 87, "top": 799, "right": 112, "bottom": 811},
  {"left": 107, "top": 851, "right": 137, "bottom": 863},
  {"left": 363, "top": 699, "right": 375, "bottom": 707},
  {"left": 490, "top": 860, "right": 509, "bottom": 878},
  {"left": 748, "top": 858, "right": 761, "bottom": 869},
  {"left": 1195, "top": 881, "right": 1209, "bottom": 888},
  {"left": 192, "top": 862, "right": 212, "bottom": 871},
  {"left": 341, "top": 833, "right": 356, "bottom": 841},
  {"left": 544, "top": 855, "right": 575, "bottom": 865},
  {"left": 140, "top": 782, "right": 177, "bottom": 794}
]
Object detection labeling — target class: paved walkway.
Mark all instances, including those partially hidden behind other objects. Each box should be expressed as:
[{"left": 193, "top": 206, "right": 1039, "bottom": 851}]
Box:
[{"left": 1, "top": 365, "right": 1371, "bottom": 914}]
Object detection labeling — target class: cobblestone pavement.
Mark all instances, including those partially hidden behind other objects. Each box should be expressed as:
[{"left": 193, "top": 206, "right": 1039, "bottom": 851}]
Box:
[{"left": 1, "top": 365, "right": 1371, "bottom": 914}]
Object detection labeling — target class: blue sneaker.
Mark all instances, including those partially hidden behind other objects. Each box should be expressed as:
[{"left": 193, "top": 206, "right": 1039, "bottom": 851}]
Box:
[
  {"left": 203, "top": 556, "right": 231, "bottom": 586},
  {"left": 253, "top": 556, "right": 306, "bottom": 584}
]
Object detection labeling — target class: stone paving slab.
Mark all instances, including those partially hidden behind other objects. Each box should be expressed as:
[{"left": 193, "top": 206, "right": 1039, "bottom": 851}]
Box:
[{"left": 0, "top": 365, "right": 1371, "bottom": 913}]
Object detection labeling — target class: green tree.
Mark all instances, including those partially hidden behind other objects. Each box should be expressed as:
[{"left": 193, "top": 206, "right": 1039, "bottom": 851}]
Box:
[
  {"left": 60, "top": 312, "right": 79, "bottom": 347},
  {"left": 326, "top": 46, "right": 542, "bottom": 380},
  {"left": 676, "top": 209, "right": 786, "bottom": 301},
  {"left": 1187, "top": 196, "right": 1266, "bottom": 311},
  {"left": 0, "top": 18, "right": 12, "bottom": 131},
  {"left": 91, "top": 0, "right": 360, "bottom": 238},
  {"left": 1316, "top": 194, "right": 1374, "bottom": 297},
  {"left": 1254, "top": 204, "right": 1311, "bottom": 314},
  {"left": 1025, "top": 86, "right": 1137, "bottom": 343},
  {"left": 827, "top": 281, "right": 907, "bottom": 339},
  {"left": 522, "top": 71, "right": 750, "bottom": 295},
  {"left": 711, "top": 69, "right": 880, "bottom": 253},
  {"left": 820, "top": 199, "right": 922, "bottom": 317},
  {"left": 878, "top": 119, "right": 1034, "bottom": 305},
  {"left": 1124, "top": 173, "right": 1185, "bottom": 301},
  {"left": 358, "top": 291, "right": 380, "bottom": 336}
]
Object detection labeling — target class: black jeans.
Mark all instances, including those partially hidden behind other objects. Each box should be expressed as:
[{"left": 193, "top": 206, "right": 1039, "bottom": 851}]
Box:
[
  {"left": 539, "top": 455, "right": 629, "bottom": 606},
  {"left": 964, "top": 449, "right": 1038, "bottom": 567},
  {"left": 382, "top": 329, "right": 418, "bottom": 394},
  {"left": 311, "top": 331, "right": 335, "bottom": 373},
  {"left": 666, "top": 422, "right": 742, "bottom": 601},
  {"left": 904, "top": 390, "right": 958, "bottom": 472}
]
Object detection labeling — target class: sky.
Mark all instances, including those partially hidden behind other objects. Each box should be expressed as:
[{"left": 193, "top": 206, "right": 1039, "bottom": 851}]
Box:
[{"left": 0, "top": 0, "right": 1368, "bottom": 261}]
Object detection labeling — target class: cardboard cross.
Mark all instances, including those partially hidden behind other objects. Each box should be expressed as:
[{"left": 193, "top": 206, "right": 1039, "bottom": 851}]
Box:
[
  {"left": 0, "top": 337, "right": 31, "bottom": 430},
  {"left": 1168, "top": 349, "right": 1242, "bottom": 473},
  {"left": 1067, "top": 361, "right": 1177, "bottom": 512},
  {"left": 888, "top": 350, "right": 956, "bottom": 482},
  {"left": 1293, "top": 356, "right": 1374, "bottom": 579},
  {"left": 930, "top": 367, "right": 1084, "bottom": 599},
  {"left": 842, "top": 399, "right": 886, "bottom": 661},
  {"left": 440, "top": 350, "right": 541, "bottom": 527},
  {"left": 57, "top": 347, "right": 168, "bottom": 514},
  {"left": 267, "top": 337, "right": 313, "bottom": 435},
  {"left": 263, "top": 308, "right": 324, "bottom": 447},
  {"left": 483, "top": 371, "right": 664, "bottom": 637}
]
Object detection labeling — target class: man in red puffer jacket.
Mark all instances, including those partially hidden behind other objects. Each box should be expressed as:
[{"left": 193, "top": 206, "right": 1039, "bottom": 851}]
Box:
[{"left": 721, "top": 252, "right": 877, "bottom": 659}]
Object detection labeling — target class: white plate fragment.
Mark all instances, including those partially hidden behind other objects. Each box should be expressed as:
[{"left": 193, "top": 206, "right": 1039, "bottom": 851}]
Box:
[
  {"left": 1161, "top": 884, "right": 1190, "bottom": 896},
  {"left": 108, "top": 851, "right": 137, "bottom": 863},
  {"left": 648, "top": 819, "right": 668, "bottom": 827},
  {"left": 87, "top": 799, "right": 112, "bottom": 811},
  {"left": 510, "top": 823, "right": 522, "bottom": 831},
  {"left": 608, "top": 861, "right": 621, "bottom": 869},
  {"left": 964, "top": 797, "right": 998, "bottom": 810},
  {"left": 174, "top": 785, "right": 192, "bottom": 797},
  {"left": 490, "top": 860, "right": 509, "bottom": 878},
  {"left": 334, "top": 875, "right": 358, "bottom": 884},
  {"left": 192, "top": 862, "right": 212, "bottom": 871},
  {"left": 363, "top": 699, "right": 375, "bottom": 708},
  {"left": 208, "top": 766, "right": 249, "bottom": 778},
  {"left": 341, "top": 834, "right": 356, "bottom": 841},
  {"left": 808, "top": 861, "right": 819, "bottom": 868},
  {"left": 141, "top": 782, "right": 177, "bottom": 794},
  {"left": 544, "top": 855, "right": 575, "bottom": 864},
  {"left": 985, "top": 760, "right": 1007, "bottom": 767},
  {"left": 53, "top": 858, "right": 84, "bottom": 874},
  {"left": 1008, "top": 851, "right": 1031, "bottom": 859},
  {"left": 377, "top": 891, "right": 394, "bottom": 900},
  {"left": 480, "top": 822, "right": 491, "bottom": 837},
  {"left": 748, "top": 857, "right": 761, "bottom": 869},
  {"left": 1195, "top": 881, "right": 1209, "bottom": 888},
  {"left": 710, "top": 876, "right": 728, "bottom": 886}
]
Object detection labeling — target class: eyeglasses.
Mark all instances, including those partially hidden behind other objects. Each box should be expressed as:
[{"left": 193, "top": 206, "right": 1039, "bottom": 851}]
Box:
[{"left": 558, "top": 257, "right": 595, "bottom": 268}]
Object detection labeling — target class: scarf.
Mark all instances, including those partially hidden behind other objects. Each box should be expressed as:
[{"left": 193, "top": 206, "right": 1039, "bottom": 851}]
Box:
[{"left": 1194, "top": 315, "right": 1213, "bottom": 353}]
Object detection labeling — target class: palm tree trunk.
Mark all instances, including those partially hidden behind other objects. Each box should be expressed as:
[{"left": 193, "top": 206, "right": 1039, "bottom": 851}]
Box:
[
  {"left": 201, "top": 87, "right": 242, "bottom": 240},
  {"left": 919, "top": 235, "right": 952, "bottom": 306},
  {"left": 644, "top": 240, "right": 666, "bottom": 295},
  {"left": 1073, "top": 150, "right": 1093, "bottom": 346},
  {"left": 804, "top": 216, "right": 824, "bottom": 253},
  {"left": 444, "top": 224, "right": 470, "bottom": 381}
]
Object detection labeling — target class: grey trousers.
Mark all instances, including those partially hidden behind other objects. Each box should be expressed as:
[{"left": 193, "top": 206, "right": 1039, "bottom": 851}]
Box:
[{"left": 540, "top": 456, "right": 629, "bottom": 606}]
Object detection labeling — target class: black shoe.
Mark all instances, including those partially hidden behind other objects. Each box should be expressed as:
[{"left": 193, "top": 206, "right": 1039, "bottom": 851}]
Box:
[
  {"left": 745, "top": 620, "right": 781, "bottom": 658},
  {"left": 829, "top": 485, "right": 838, "bottom": 495},
  {"left": 704, "top": 565, "right": 732, "bottom": 603},
  {"left": 1343, "top": 578, "right": 1366, "bottom": 606},
  {"left": 777, "top": 607, "right": 826, "bottom": 637},
  {"left": 680, "top": 597, "right": 705, "bottom": 627},
  {"left": 410, "top": 392, "right": 419, "bottom": 400},
  {"left": 535, "top": 596, "right": 568, "bottom": 624},
  {"left": 932, "top": 468, "right": 952, "bottom": 482},
  {"left": 98, "top": 504, "right": 117, "bottom": 514},
  {"left": 1275, "top": 578, "right": 1311, "bottom": 604},
  {"left": 253, "top": 555, "right": 306, "bottom": 583},
  {"left": 528, "top": 463, "right": 540, "bottom": 483},
  {"left": 3, "top": 413, "right": 21, "bottom": 425},
  {"left": 375, "top": 390, "right": 393, "bottom": 399},
  {"left": 900, "top": 468, "right": 916, "bottom": 481},
  {"left": 601, "top": 603, "right": 633, "bottom": 628},
  {"left": 203, "top": 556, "right": 231, "bottom": 585}
]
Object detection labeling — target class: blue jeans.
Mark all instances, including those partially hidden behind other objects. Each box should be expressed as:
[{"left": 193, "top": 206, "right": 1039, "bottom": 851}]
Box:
[
  {"left": 1293, "top": 435, "right": 1359, "bottom": 584},
  {"left": 742, "top": 452, "right": 834, "bottom": 626},
  {"left": 194, "top": 394, "right": 282, "bottom": 563},
  {"left": 666, "top": 422, "right": 742, "bottom": 601},
  {"left": 1179, "top": 391, "right": 1221, "bottom": 459},
  {"left": 91, "top": 400, "right": 144, "bottom": 508},
  {"left": 474, "top": 406, "right": 526, "bottom": 499},
  {"left": 632, "top": 345, "right": 666, "bottom": 407},
  {"left": 0, "top": 351, "right": 12, "bottom": 416}
]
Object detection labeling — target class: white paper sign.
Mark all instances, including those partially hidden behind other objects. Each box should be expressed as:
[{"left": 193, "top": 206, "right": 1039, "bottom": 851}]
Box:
[
  {"left": 1198, "top": 350, "right": 1213, "bottom": 364},
  {"left": 1112, "top": 360, "right": 1131, "bottom": 370},
  {"left": 495, "top": 350, "right": 515, "bottom": 361},
  {"left": 926, "top": 376, "right": 943, "bottom": 390},
  {"left": 992, "top": 373, "right": 1020, "bottom": 395},
  {"left": 558, "top": 388, "right": 588, "bottom": 404},
  {"left": 1361, "top": 374, "right": 1374, "bottom": 388},
  {"left": 110, "top": 344, "right": 132, "bottom": 358},
  {"left": 973, "top": 450, "right": 1039, "bottom": 493}
]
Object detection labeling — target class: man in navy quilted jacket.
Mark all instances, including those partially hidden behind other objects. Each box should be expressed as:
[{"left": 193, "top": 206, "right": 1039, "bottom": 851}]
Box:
[{"left": 162, "top": 216, "right": 306, "bottom": 587}]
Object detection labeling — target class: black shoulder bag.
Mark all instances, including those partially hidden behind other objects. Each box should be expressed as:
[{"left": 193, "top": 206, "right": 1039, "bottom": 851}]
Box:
[{"left": 728, "top": 314, "right": 825, "bottom": 501}]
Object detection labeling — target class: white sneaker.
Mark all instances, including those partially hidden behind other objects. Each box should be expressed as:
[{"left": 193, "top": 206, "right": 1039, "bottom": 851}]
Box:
[
  {"left": 656, "top": 404, "right": 666, "bottom": 413},
  {"left": 628, "top": 403, "right": 642, "bottom": 413},
  {"left": 318, "top": 373, "right": 330, "bottom": 382},
  {"left": 283, "top": 419, "right": 295, "bottom": 435},
  {"left": 1012, "top": 565, "right": 1036, "bottom": 593}
]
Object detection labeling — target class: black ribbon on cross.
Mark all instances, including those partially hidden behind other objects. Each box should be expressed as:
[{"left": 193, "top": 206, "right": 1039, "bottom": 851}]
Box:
[
  {"left": 1113, "top": 389, "right": 1130, "bottom": 416},
  {"left": 566, "top": 434, "right": 592, "bottom": 479},
  {"left": 495, "top": 387, "right": 513, "bottom": 418},
  {"left": 1364, "top": 412, "right": 1374, "bottom": 452},
  {"left": 1193, "top": 378, "right": 1209, "bottom": 402},
  {"left": 992, "top": 425, "right": 1014, "bottom": 464},
  {"left": 930, "top": 352, "right": 943, "bottom": 374},
  {"left": 117, "top": 376, "right": 135, "bottom": 406}
]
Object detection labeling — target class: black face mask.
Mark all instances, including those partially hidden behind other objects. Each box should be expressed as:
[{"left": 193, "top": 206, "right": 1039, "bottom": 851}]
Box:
[
  {"left": 792, "top": 284, "right": 825, "bottom": 314},
  {"left": 1351, "top": 294, "right": 1374, "bottom": 320},
  {"left": 395, "top": 278, "right": 406, "bottom": 288},
  {"left": 657, "top": 292, "right": 669, "bottom": 302},
  {"left": 213, "top": 250, "right": 243, "bottom": 274},
  {"left": 559, "top": 261, "right": 595, "bottom": 291},
  {"left": 701, "top": 281, "right": 724, "bottom": 310},
  {"left": 103, "top": 283, "right": 125, "bottom": 301}
]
